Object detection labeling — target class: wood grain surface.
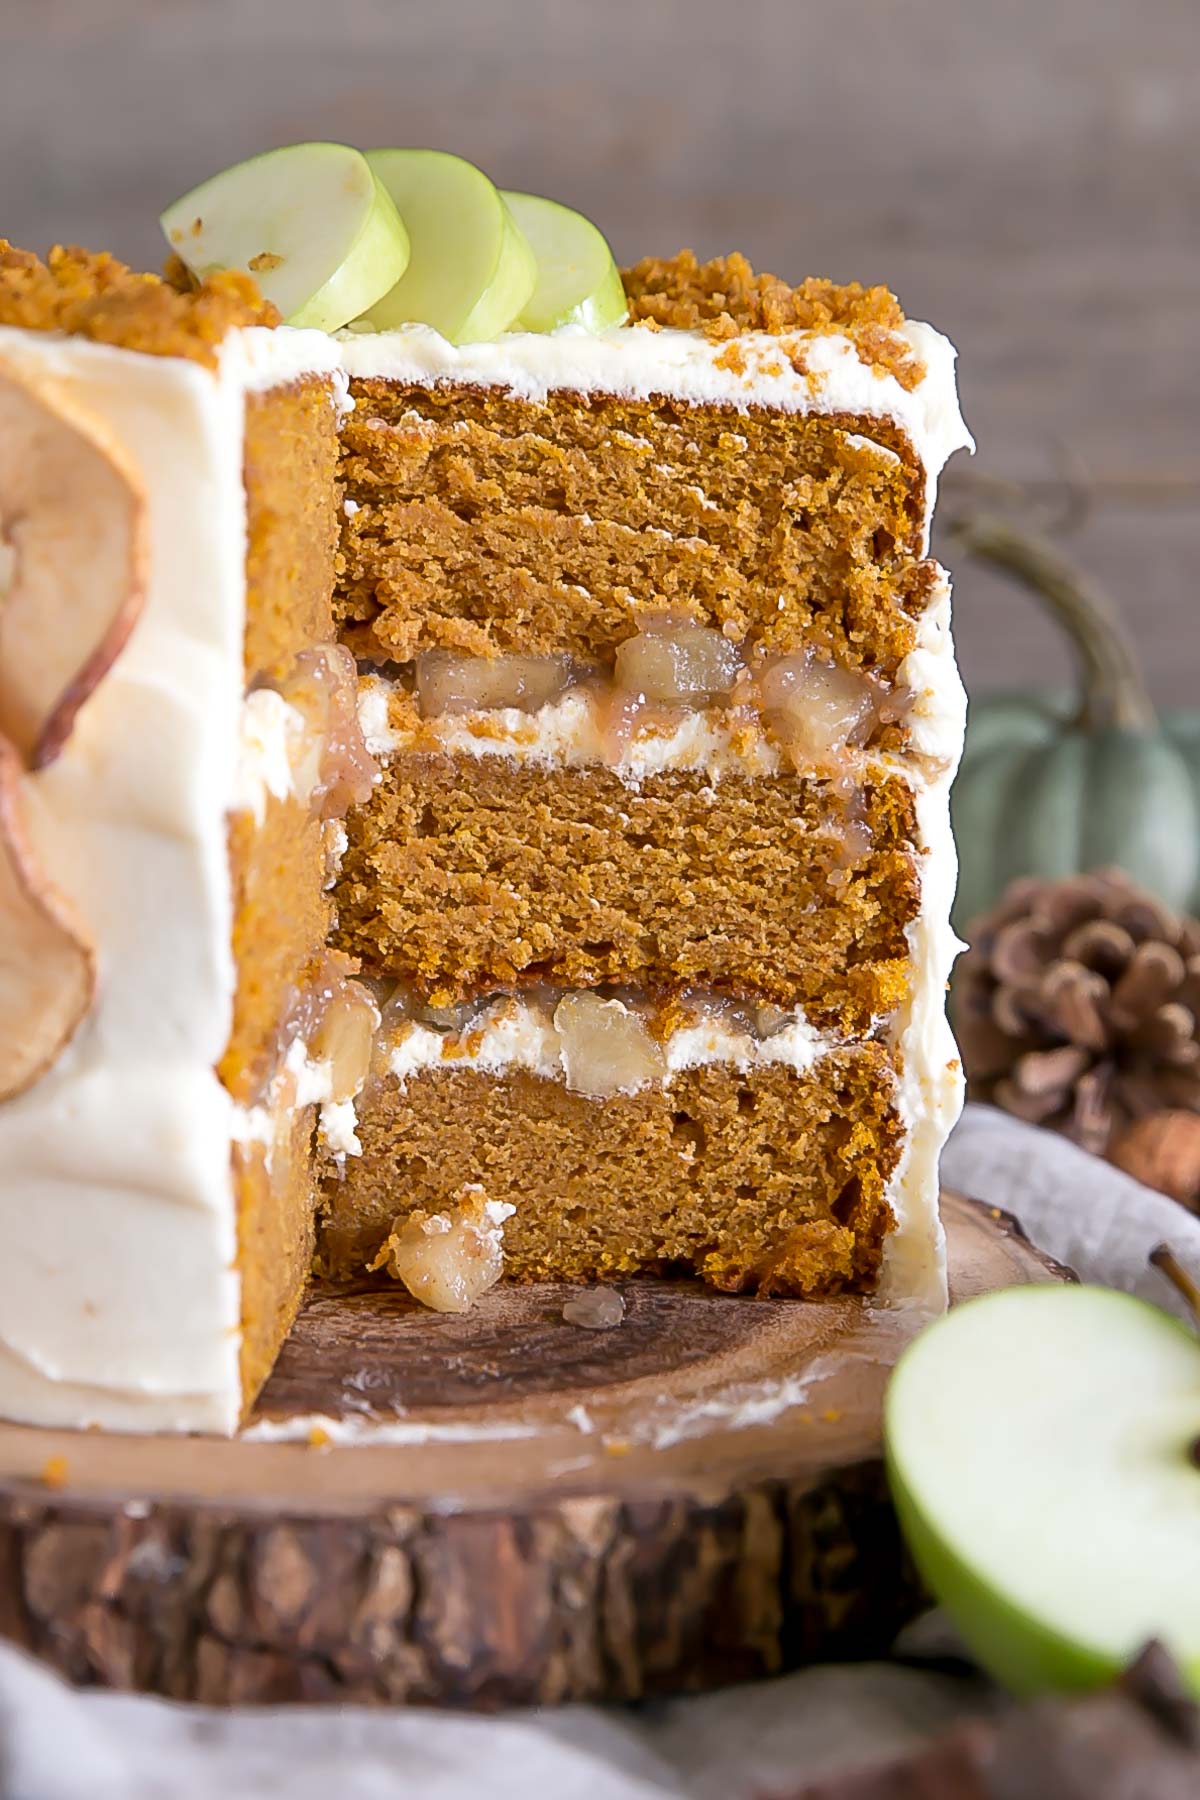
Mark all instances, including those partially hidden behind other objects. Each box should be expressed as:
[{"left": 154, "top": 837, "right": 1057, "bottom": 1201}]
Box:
[
  {"left": 1, "top": 0, "right": 1197, "bottom": 698},
  {"left": 0, "top": 1195, "right": 1070, "bottom": 1707}
]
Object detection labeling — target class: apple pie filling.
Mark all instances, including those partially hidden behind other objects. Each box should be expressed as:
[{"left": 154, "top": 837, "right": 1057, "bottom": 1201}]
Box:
[
  {"left": 370, "top": 981, "right": 846, "bottom": 1101},
  {"left": 361, "top": 615, "right": 912, "bottom": 776}
]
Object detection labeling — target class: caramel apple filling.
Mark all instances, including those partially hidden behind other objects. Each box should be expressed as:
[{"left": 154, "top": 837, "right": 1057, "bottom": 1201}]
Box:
[
  {"left": 371, "top": 982, "right": 834, "bottom": 1102},
  {"left": 379, "top": 614, "right": 912, "bottom": 768}
]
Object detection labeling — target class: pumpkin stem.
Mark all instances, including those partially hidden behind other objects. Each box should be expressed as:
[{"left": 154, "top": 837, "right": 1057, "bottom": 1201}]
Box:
[{"left": 947, "top": 514, "right": 1157, "bottom": 733}]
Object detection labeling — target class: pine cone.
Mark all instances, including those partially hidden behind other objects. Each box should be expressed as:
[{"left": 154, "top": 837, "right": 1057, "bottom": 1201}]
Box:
[{"left": 954, "top": 870, "right": 1200, "bottom": 1156}]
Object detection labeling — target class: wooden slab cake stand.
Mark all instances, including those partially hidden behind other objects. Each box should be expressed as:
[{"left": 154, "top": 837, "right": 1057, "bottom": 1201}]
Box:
[{"left": 0, "top": 1192, "right": 1068, "bottom": 1708}]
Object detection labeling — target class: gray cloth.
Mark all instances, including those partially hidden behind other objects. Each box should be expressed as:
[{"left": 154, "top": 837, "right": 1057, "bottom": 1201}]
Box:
[{"left": 2, "top": 1105, "right": 1197, "bottom": 1800}]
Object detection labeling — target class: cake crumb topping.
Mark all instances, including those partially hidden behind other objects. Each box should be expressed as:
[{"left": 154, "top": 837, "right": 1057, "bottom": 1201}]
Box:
[
  {"left": 0, "top": 242, "right": 278, "bottom": 367},
  {"left": 622, "top": 250, "right": 925, "bottom": 390}
]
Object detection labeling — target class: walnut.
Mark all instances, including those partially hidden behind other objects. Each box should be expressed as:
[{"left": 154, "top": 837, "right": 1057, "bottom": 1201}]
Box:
[{"left": 1109, "top": 1111, "right": 1200, "bottom": 1211}]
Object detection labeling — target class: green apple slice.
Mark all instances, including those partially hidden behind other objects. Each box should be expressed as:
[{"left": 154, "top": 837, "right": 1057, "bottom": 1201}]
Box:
[
  {"left": 886, "top": 1285, "right": 1200, "bottom": 1698},
  {"left": 360, "top": 149, "right": 536, "bottom": 342},
  {"left": 160, "top": 143, "right": 410, "bottom": 332},
  {"left": 502, "top": 191, "right": 627, "bottom": 333}
]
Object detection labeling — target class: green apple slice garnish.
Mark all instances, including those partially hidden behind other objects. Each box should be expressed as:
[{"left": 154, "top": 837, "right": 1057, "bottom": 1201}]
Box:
[
  {"left": 161, "top": 143, "right": 410, "bottom": 333},
  {"left": 502, "top": 191, "right": 627, "bottom": 332},
  {"left": 360, "top": 149, "right": 536, "bottom": 342},
  {"left": 886, "top": 1284, "right": 1200, "bottom": 1697}
]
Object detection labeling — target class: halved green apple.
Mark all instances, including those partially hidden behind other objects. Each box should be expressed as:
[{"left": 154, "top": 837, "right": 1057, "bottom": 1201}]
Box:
[
  {"left": 160, "top": 142, "right": 410, "bottom": 332},
  {"left": 503, "top": 190, "right": 627, "bottom": 332},
  {"left": 359, "top": 149, "right": 535, "bottom": 342},
  {"left": 885, "top": 1284, "right": 1200, "bottom": 1697}
]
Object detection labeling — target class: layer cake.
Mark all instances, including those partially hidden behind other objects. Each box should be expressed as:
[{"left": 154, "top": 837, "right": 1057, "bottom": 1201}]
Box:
[{"left": 0, "top": 240, "right": 969, "bottom": 1432}]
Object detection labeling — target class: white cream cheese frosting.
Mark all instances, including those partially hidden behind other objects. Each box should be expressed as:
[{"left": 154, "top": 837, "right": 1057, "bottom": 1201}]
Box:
[
  {"left": 877, "top": 578, "right": 967, "bottom": 1308},
  {"left": 0, "top": 323, "right": 337, "bottom": 1434},
  {"left": 0, "top": 304, "right": 967, "bottom": 1432},
  {"left": 358, "top": 677, "right": 787, "bottom": 783}
]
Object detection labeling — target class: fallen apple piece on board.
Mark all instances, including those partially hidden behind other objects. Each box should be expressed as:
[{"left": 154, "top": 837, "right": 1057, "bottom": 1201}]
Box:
[
  {"left": 0, "top": 355, "right": 146, "bottom": 768},
  {"left": 0, "top": 737, "right": 96, "bottom": 1099},
  {"left": 785, "top": 1642, "right": 1199, "bottom": 1799}
]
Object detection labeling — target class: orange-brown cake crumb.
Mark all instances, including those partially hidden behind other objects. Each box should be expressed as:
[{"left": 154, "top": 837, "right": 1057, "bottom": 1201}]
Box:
[
  {"left": 336, "top": 380, "right": 930, "bottom": 669},
  {"left": 317, "top": 1050, "right": 901, "bottom": 1298},
  {"left": 622, "top": 251, "right": 925, "bottom": 390},
  {"left": 335, "top": 757, "right": 919, "bottom": 1032},
  {"left": 40, "top": 1454, "right": 69, "bottom": 1490},
  {"left": 0, "top": 242, "right": 277, "bottom": 367}
]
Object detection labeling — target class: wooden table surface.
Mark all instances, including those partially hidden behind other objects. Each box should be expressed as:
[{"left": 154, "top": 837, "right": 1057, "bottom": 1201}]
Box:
[{"left": 2, "top": 0, "right": 1197, "bottom": 702}]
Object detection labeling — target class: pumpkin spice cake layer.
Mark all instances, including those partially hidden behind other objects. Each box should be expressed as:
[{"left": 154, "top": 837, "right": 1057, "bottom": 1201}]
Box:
[
  {"left": 335, "top": 751, "right": 919, "bottom": 1029},
  {"left": 333, "top": 293, "right": 968, "bottom": 673},
  {"left": 222, "top": 375, "right": 342, "bottom": 1106},
  {"left": 337, "top": 385, "right": 933, "bottom": 672},
  {"left": 316, "top": 1003, "right": 903, "bottom": 1297}
]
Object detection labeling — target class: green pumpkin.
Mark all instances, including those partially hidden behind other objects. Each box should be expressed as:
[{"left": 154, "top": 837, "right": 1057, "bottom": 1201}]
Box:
[{"left": 950, "top": 519, "right": 1200, "bottom": 933}]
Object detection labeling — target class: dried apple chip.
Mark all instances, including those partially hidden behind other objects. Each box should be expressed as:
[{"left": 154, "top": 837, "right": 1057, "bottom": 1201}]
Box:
[
  {"left": 0, "top": 357, "right": 146, "bottom": 769},
  {"left": 0, "top": 737, "right": 96, "bottom": 1099}
]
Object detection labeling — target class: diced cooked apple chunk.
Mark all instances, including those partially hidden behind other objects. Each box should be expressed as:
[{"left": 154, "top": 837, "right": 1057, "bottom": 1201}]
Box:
[
  {"left": 371, "top": 1186, "right": 514, "bottom": 1313},
  {"left": 278, "top": 644, "right": 379, "bottom": 818},
  {"left": 312, "top": 982, "right": 378, "bottom": 1103},
  {"left": 554, "top": 993, "right": 666, "bottom": 1097},
  {"left": 415, "top": 651, "right": 572, "bottom": 716},
  {"left": 615, "top": 619, "right": 740, "bottom": 705},
  {"left": 758, "top": 655, "right": 878, "bottom": 762}
]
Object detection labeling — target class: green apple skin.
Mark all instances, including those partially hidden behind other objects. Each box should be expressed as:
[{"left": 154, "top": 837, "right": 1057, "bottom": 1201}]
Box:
[
  {"left": 502, "top": 190, "right": 627, "bottom": 333},
  {"left": 287, "top": 170, "right": 409, "bottom": 332},
  {"left": 889, "top": 1460, "right": 1128, "bottom": 1697},
  {"left": 160, "top": 143, "right": 409, "bottom": 333},
  {"left": 361, "top": 149, "right": 535, "bottom": 343},
  {"left": 456, "top": 201, "right": 537, "bottom": 343},
  {"left": 885, "top": 1284, "right": 1200, "bottom": 1699}
]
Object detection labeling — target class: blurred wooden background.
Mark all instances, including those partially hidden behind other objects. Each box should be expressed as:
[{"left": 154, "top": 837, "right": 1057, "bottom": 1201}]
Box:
[{"left": 2, "top": 0, "right": 1197, "bottom": 703}]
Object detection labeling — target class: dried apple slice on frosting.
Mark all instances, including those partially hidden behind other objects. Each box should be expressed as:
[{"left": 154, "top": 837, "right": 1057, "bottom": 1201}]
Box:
[
  {"left": 360, "top": 149, "right": 536, "bottom": 342},
  {"left": 502, "top": 191, "right": 627, "bottom": 332},
  {"left": 0, "top": 358, "right": 147, "bottom": 769},
  {"left": 0, "top": 737, "right": 96, "bottom": 1100},
  {"left": 161, "top": 143, "right": 411, "bottom": 331}
]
